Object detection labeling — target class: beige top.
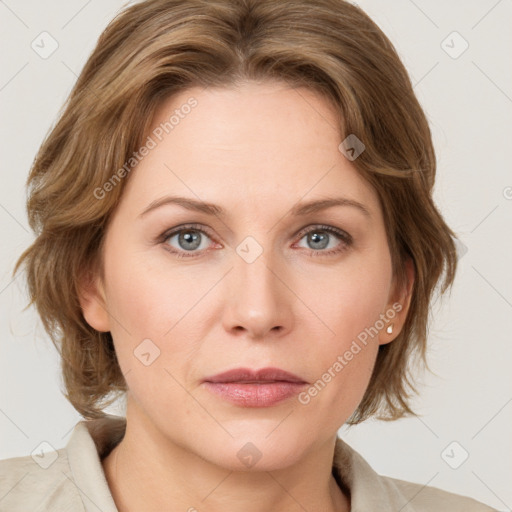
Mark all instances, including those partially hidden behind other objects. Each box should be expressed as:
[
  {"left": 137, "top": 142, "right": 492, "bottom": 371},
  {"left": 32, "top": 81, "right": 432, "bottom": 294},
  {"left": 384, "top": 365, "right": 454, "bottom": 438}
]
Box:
[{"left": 0, "top": 414, "right": 496, "bottom": 511}]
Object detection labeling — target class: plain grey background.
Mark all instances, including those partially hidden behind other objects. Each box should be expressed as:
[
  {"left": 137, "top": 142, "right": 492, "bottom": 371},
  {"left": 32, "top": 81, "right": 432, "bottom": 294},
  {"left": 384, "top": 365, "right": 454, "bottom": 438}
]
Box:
[{"left": 1, "top": 0, "right": 511, "bottom": 509}]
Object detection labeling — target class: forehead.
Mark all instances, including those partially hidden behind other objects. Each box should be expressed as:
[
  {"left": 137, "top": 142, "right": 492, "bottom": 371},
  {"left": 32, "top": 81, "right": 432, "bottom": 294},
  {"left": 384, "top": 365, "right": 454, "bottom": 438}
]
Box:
[{"left": 120, "top": 81, "right": 380, "bottom": 219}]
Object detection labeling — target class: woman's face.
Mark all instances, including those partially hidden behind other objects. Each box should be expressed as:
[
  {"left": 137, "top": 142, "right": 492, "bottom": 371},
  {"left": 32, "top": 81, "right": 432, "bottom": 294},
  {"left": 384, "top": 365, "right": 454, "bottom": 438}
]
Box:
[{"left": 82, "top": 80, "right": 412, "bottom": 470}]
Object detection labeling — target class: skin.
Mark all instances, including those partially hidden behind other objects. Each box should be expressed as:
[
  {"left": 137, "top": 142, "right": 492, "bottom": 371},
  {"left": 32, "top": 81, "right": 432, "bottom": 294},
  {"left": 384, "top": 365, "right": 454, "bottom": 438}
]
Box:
[{"left": 80, "top": 80, "right": 414, "bottom": 512}]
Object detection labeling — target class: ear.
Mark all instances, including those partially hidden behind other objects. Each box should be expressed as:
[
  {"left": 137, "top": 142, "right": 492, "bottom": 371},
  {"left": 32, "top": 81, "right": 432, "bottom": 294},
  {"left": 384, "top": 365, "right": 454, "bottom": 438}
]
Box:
[
  {"left": 77, "top": 268, "right": 111, "bottom": 333},
  {"left": 379, "top": 257, "right": 415, "bottom": 345}
]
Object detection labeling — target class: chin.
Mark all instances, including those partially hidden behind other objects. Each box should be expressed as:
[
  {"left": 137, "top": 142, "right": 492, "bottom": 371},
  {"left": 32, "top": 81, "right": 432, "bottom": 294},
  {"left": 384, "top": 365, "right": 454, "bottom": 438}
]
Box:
[{"left": 191, "top": 424, "right": 312, "bottom": 472}]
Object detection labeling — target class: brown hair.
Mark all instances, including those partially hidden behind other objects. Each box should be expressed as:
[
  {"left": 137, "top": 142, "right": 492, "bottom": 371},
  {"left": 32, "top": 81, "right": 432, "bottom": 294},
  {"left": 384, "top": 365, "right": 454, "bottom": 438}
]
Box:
[{"left": 14, "top": 0, "right": 457, "bottom": 421}]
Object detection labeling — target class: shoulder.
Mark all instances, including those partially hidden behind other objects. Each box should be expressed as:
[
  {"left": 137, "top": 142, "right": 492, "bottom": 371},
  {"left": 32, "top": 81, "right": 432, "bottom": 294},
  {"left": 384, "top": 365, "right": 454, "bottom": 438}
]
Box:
[
  {"left": 1, "top": 416, "right": 124, "bottom": 512},
  {"left": 383, "top": 475, "right": 498, "bottom": 511},
  {"left": 0, "top": 449, "right": 84, "bottom": 512},
  {"left": 333, "top": 436, "right": 497, "bottom": 511}
]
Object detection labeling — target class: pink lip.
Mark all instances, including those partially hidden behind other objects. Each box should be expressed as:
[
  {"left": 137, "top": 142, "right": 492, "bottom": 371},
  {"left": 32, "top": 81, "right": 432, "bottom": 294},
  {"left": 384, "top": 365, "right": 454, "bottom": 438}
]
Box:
[{"left": 202, "top": 367, "right": 308, "bottom": 408}]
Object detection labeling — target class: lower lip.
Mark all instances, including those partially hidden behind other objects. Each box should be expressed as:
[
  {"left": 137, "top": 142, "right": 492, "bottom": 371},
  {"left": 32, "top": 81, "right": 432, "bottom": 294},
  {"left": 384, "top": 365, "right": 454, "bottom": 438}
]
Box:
[{"left": 202, "top": 381, "right": 306, "bottom": 407}]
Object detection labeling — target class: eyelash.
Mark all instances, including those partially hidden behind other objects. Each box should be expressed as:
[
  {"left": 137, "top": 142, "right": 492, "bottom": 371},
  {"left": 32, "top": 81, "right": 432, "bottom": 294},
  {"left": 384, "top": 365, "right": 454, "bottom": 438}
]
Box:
[{"left": 159, "top": 223, "right": 353, "bottom": 259}]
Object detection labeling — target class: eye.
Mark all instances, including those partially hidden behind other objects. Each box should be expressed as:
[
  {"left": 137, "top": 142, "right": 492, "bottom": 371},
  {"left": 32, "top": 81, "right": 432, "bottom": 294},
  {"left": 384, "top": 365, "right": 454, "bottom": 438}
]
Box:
[
  {"left": 159, "top": 223, "right": 352, "bottom": 259},
  {"left": 161, "top": 223, "right": 217, "bottom": 258},
  {"left": 294, "top": 225, "right": 352, "bottom": 257}
]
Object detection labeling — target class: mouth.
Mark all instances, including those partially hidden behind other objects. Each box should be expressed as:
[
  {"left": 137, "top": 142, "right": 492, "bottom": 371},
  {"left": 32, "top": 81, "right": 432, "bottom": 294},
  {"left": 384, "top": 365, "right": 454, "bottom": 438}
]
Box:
[{"left": 201, "top": 367, "right": 308, "bottom": 407}]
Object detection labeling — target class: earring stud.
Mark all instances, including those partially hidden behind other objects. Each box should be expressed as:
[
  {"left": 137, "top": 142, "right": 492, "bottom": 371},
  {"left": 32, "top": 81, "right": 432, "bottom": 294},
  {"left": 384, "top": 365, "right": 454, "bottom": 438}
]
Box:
[{"left": 386, "top": 324, "right": 393, "bottom": 334}]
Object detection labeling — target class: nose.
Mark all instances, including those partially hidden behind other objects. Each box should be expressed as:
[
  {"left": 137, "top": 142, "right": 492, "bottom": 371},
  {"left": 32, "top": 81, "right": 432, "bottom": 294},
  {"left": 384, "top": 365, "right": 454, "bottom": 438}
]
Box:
[{"left": 221, "top": 244, "right": 294, "bottom": 341}]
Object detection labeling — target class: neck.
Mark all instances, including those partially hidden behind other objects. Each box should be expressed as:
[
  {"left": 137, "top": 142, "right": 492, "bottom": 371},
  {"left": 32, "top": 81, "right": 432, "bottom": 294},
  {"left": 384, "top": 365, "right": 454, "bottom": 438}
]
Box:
[{"left": 101, "top": 402, "right": 350, "bottom": 512}]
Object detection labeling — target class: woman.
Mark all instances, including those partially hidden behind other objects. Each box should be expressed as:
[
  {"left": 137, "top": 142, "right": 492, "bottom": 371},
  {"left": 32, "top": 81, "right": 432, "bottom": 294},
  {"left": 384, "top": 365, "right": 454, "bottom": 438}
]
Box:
[{"left": 0, "top": 0, "right": 497, "bottom": 510}]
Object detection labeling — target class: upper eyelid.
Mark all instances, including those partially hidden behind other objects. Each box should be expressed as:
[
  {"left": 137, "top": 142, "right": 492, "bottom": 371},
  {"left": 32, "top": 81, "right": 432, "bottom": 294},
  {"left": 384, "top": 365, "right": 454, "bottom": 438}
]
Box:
[
  {"left": 163, "top": 223, "right": 217, "bottom": 241},
  {"left": 296, "top": 224, "right": 350, "bottom": 239}
]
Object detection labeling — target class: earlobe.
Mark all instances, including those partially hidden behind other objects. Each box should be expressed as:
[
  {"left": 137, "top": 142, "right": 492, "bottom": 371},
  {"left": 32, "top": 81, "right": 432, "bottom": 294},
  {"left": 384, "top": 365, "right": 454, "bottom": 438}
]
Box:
[
  {"left": 77, "top": 270, "right": 111, "bottom": 333},
  {"left": 380, "top": 258, "right": 415, "bottom": 345}
]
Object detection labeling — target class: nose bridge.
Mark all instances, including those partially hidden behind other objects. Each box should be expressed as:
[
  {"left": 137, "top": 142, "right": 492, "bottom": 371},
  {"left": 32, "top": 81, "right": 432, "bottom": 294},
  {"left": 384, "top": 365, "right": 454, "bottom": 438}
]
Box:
[{"left": 223, "top": 235, "right": 292, "bottom": 338}]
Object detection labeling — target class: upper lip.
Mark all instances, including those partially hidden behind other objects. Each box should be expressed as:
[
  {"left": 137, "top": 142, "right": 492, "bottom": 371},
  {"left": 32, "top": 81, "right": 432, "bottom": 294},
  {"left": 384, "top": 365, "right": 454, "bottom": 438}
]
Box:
[{"left": 203, "top": 367, "right": 307, "bottom": 384}]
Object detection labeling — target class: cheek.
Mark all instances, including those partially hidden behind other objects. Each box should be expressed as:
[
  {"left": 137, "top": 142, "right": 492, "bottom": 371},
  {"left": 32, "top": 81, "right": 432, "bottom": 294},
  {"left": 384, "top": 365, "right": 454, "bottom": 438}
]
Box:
[
  {"left": 104, "top": 248, "right": 198, "bottom": 336},
  {"left": 101, "top": 249, "right": 219, "bottom": 391},
  {"left": 102, "top": 259, "right": 201, "bottom": 413},
  {"left": 312, "top": 249, "right": 393, "bottom": 344},
  {"left": 298, "top": 250, "right": 391, "bottom": 416}
]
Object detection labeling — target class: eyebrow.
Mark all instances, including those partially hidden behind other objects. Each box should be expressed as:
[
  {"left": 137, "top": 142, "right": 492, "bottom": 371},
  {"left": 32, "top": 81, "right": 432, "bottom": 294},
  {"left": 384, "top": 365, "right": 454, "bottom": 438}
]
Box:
[{"left": 139, "top": 195, "right": 372, "bottom": 219}]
